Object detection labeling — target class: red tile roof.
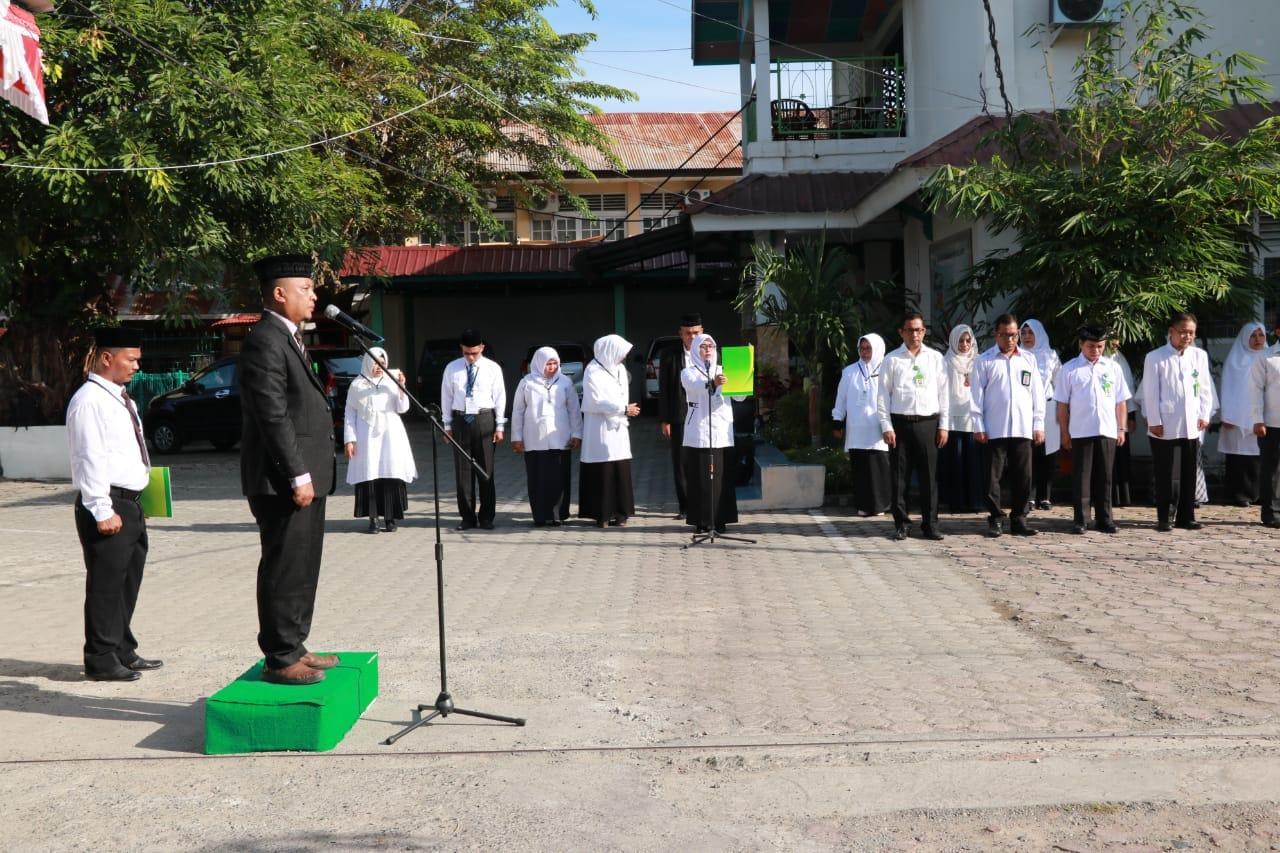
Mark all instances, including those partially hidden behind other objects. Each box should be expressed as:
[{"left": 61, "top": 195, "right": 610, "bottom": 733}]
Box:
[
  {"left": 492, "top": 112, "right": 743, "bottom": 175},
  {"left": 341, "top": 242, "right": 691, "bottom": 280}
]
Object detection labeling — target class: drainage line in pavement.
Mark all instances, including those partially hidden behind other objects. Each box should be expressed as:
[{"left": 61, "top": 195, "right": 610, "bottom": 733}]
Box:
[{"left": 3, "top": 729, "right": 1279, "bottom": 767}]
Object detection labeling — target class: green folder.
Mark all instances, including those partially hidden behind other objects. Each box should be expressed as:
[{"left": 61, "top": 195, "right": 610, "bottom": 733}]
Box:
[
  {"left": 720, "top": 345, "right": 755, "bottom": 397},
  {"left": 140, "top": 466, "right": 173, "bottom": 518}
]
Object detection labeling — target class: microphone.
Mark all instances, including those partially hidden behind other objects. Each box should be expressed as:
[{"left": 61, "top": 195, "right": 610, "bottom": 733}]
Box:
[
  {"left": 323, "top": 304, "right": 384, "bottom": 342},
  {"left": 705, "top": 359, "right": 716, "bottom": 392}
]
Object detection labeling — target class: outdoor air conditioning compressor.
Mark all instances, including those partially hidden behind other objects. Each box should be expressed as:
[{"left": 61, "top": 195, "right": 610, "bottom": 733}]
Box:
[{"left": 1050, "top": 0, "right": 1121, "bottom": 25}]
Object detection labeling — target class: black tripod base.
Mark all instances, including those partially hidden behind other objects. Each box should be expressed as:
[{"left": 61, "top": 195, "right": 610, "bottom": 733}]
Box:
[
  {"left": 382, "top": 691, "right": 525, "bottom": 745},
  {"left": 683, "top": 529, "right": 756, "bottom": 549}
]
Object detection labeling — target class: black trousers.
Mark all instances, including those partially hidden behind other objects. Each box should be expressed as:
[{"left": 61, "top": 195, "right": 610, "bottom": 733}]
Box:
[
  {"left": 1031, "top": 444, "right": 1056, "bottom": 504},
  {"left": 1112, "top": 428, "right": 1133, "bottom": 507},
  {"left": 75, "top": 494, "right": 147, "bottom": 675},
  {"left": 1224, "top": 453, "right": 1262, "bottom": 506},
  {"left": 889, "top": 414, "right": 939, "bottom": 530},
  {"left": 849, "top": 449, "right": 891, "bottom": 515},
  {"left": 1071, "top": 436, "right": 1117, "bottom": 526},
  {"left": 938, "top": 430, "right": 984, "bottom": 512},
  {"left": 1258, "top": 431, "right": 1280, "bottom": 523},
  {"left": 451, "top": 409, "right": 497, "bottom": 525},
  {"left": 669, "top": 420, "right": 688, "bottom": 512},
  {"left": 982, "top": 437, "right": 1032, "bottom": 521},
  {"left": 524, "top": 449, "right": 571, "bottom": 523},
  {"left": 1151, "top": 437, "right": 1198, "bottom": 525},
  {"left": 249, "top": 494, "right": 326, "bottom": 670},
  {"left": 682, "top": 446, "right": 739, "bottom": 529}
]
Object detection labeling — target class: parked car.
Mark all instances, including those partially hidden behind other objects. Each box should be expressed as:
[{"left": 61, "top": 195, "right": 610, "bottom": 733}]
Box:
[
  {"left": 144, "top": 357, "right": 241, "bottom": 453},
  {"left": 520, "top": 342, "right": 588, "bottom": 398},
  {"left": 310, "top": 347, "right": 366, "bottom": 436},
  {"left": 417, "top": 338, "right": 463, "bottom": 406},
  {"left": 643, "top": 335, "right": 683, "bottom": 408}
]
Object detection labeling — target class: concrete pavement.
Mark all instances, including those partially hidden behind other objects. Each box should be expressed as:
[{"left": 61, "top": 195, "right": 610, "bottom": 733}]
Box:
[{"left": 2, "top": 418, "right": 1279, "bottom": 849}]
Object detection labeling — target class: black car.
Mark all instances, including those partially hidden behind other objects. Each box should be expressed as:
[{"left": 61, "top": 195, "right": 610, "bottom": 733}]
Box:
[
  {"left": 144, "top": 348, "right": 366, "bottom": 453},
  {"left": 145, "top": 357, "right": 242, "bottom": 453}
]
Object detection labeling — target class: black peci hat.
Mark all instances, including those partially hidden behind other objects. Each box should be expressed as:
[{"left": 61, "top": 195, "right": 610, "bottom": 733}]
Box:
[
  {"left": 678, "top": 312, "right": 703, "bottom": 328},
  {"left": 459, "top": 329, "right": 484, "bottom": 347},
  {"left": 1077, "top": 325, "right": 1107, "bottom": 342},
  {"left": 252, "top": 253, "right": 314, "bottom": 284},
  {"left": 92, "top": 326, "right": 144, "bottom": 349}
]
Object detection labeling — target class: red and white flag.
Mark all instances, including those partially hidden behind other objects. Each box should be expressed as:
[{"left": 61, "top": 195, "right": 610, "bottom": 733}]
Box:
[{"left": 1, "top": 0, "right": 48, "bottom": 125}]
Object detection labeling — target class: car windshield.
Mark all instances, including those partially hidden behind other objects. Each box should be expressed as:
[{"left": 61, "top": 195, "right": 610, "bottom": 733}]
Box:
[{"left": 321, "top": 355, "right": 363, "bottom": 376}]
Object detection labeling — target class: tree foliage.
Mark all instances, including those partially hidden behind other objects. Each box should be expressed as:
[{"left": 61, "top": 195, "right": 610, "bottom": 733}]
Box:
[
  {"left": 0, "top": 0, "right": 629, "bottom": 420},
  {"left": 923, "top": 0, "right": 1280, "bottom": 347},
  {"left": 736, "top": 238, "right": 867, "bottom": 446}
]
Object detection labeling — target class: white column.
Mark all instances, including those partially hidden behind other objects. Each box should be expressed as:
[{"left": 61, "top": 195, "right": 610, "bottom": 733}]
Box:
[{"left": 752, "top": 0, "right": 772, "bottom": 144}]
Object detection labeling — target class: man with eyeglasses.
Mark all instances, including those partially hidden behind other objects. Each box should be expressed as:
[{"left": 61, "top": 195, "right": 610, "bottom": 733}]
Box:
[
  {"left": 971, "top": 314, "right": 1045, "bottom": 537},
  {"left": 877, "top": 311, "right": 949, "bottom": 540},
  {"left": 1142, "top": 312, "right": 1215, "bottom": 532}
]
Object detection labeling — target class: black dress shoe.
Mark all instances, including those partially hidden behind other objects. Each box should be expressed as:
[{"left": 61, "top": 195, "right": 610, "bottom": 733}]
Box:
[
  {"left": 384, "top": 519, "right": 397, "bottom": 532},
  {"left": 86, "top": 665, "right": 141, "bottom": 682},
  {"left": 456, "top": 520, "right": 477, "bottom": 531},
  {"left": 366, "top": 520, "right": 380, "bottom": 534},
  {"left": 1010, "top": 521, "right": 1037, "bottom": 537},
  {"left": 892, "top": 526, "right": 908, "bottom": 541},
  {"left": 922, "top": 528, "right": 944, "bottom": 541},
  {"left": 549, "top": 519, "right": 563, "bottom": 527},
  {"left": 1156, "top": 521, "right": 1172, "bottom": 532},
  {"left": 1070, "top": 523, "right": 1086, "bottom": 535},
  {"left": 1175, "top": 521, "right": 1203, "bottom": 531},
  {"left": 1097, "top": 523, "right": 1119, "bottom": 534},
  {"left": 124, "top": 657, "right": 164, "bottom": 671},
  {"left": 1036, "top": 500, "right": 1052, "bottom": 511},
  {"left": 479, "top": 520, "right": 495, "bottom": 530},
  {"left": 987, "top": 518, "right": 1003, "bottom": 538}
]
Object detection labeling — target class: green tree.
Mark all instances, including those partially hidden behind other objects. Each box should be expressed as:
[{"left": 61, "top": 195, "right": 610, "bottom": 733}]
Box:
[
  {"left": 923, "top": 0, "right": 1280, "bottom": 347},
  {"left": 0, "top": 0, "right": 627, "bottom": 421},
  {"left": 736, "top": 238, "right": 864, "bottom": 447}
]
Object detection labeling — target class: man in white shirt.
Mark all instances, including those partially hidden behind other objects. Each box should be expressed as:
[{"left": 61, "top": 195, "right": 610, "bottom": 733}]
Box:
[
  {"left": 657, "top": 313, "right": 702, "bottom": 519},
  {"left": 1249, "top": 319, "right": 1280, "bottom": 528},
  {"left": 1142, "top": 312, "right": 1216, "bottom": 532},
  {"left": 970, "top": 314, "right": 1045, "bottom": 537},
  {"left": 442, "top": 329, "right": 506, "bottom": 530},
  {"left": 877, "top": 312, "right": 950, "bottom": 540},
  {"left": 1056, "top": 326, "right": 1131, "bottom": 535},
  {"left": 66, "top": 327, "right": 161, "bottom": 682}
]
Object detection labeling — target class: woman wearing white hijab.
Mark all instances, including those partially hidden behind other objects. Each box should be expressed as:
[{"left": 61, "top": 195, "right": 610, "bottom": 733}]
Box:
[
  {"left": 1219, "top": 321, "right": 1270, "bottom": 505},
  {"left": 832, "top": 333, "right": 890, "bottom": 516},
  {"left": 681, "top": 332, "right": 739, "bottom": 532},
  {"left": 1020, "top": 319, "right": 1062, "bottom": 509},
  {"left": 579, "top": 334, "right": 640, "bottom": 527},
  {"left": 344, "top": 347, "right": 417, "bottom": 533},
  {"left": 511, "top": 346, "right": 583, "bottom": 527},
  {"left": 937, "top": 324, "right": 984, "bottom": 513}
]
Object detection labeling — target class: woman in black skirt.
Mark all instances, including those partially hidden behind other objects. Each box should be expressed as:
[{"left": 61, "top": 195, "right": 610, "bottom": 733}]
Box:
[
  {"left": 344, "top": 347, "right": 416, "bottom": 532},
  {"left": 511, "top": 346, "right": 582, "bottom": 526},
  {"left": 681, "top": 333, "right": 738, "bottom": 532}
]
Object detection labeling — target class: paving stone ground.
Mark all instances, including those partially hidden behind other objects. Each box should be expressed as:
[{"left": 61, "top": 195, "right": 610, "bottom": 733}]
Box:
[{"left": 1, "top": 418, "right": 1279, "bottom": 849}]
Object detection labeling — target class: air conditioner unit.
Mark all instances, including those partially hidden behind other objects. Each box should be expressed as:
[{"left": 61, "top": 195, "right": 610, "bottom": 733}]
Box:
[
  {"left": 1050, "top": 0, "right": 1120, "bottom": 25},
  {"left": 534, "top": 193, "right": 559, "bottom": 213},
  {"left": 480, "top": 192, "right": 499, "bottom": 211},
  {"left": 685, "top": 189, "right": 712, "bottom": 202}
]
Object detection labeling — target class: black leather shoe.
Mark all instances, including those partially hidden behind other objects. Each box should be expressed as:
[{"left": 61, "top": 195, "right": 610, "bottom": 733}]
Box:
[
  {"left": 1010, "top": 521, "right": 1037, "bottom": 537},
  {"left": 366, "top": 520, "right": 379, "bottom": 534},
  {"left": 1264, "top": 520, "right": 1280, "bottom": 529},
  {"left": 1070, "top": 523, "right": 1086, "bottom": 535},
  {"left": 892, "top": 526, "right": 908, "bottom": 541},
  {"left": 1175, "top": 521, "right": 1203, "bottom": 531},
  {"left": 1097, "top": 523, "right": 1119, "bottom": 534},
  {"left": 922, "top": 528, "right": 944, "bottom": 541},
  {"left": 384, "top": 519, "right": 397, "bottom": 532},
  {"left": 87, "top": 665, "right": 141, "bottom": 682},
  {"left": 124, "top": 657, "right": 164, "bottom": 671},
  {"left": 1036, "top": 500, "right": 1052, "bottom": 511},
  {"left": 1156, "top": 521, "right": 1172, "bottom": 532},
  {"left": 987, "top": 518, "right": 1003, "bottom": 538},
  {"left": 548, "top": 519, "right": 563, "bottom": 527},
  {"left": 456, "top": 520, "right": 476, "bottom": 531},
  {"left": 479, "top": 520, "right": 495, "bottom": 530}
]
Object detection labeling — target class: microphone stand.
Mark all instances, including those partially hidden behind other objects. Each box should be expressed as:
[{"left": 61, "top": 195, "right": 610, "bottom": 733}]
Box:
[
  {"left": 684, "top": 360, "right": 754, "bottom": 549},
  {"left": 337, "top": 334, "right": 525, "bottom": 744}
]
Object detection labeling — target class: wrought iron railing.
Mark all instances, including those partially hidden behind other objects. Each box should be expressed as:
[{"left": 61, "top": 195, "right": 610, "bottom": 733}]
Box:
[{"left": 768, "top": 55, "right": 905, "bottom": 140}]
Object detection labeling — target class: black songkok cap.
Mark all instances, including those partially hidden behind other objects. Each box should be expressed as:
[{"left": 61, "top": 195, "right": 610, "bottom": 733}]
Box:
[
  {"left": 252, "top": 253, "right": 314, "bottom": 284},
  {"left": 1077, "top": 324, "right": 1106, "bottom": 342},
  {"left": 459, "top": 329, "right": 483, "bottom": 347},
  {"left": 678, "top": 312, "right": 703, "bottom": 328},
  {"left": 93, "top": 326, "right": 144, "bottom": 349}
]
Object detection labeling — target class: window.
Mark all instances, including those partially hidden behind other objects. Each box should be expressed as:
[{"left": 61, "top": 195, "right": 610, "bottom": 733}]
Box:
[
  {"left": 194, "top": 362, "right": 236, "bottom": 391},
  {"left": 434, "top": 218, "right": 514, "bottom": 246},
  {"left": 531, "top": 216, "right": 553, "bottom": 241},
  {"left": 581, "top": 219, "right": 601, "bottom": 240},
  {"left": 601, "top": 218, "right": 625, "bottom": 242}
]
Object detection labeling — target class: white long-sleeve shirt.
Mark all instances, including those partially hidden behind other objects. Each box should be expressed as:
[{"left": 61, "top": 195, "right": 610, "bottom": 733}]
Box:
[
  {"left": 441, "top": 356, "right": 506, "bottom": 427},
  {"left": 680, "top": 365, "right": 734, "bottom": 448},
  {"left": 66, "top": 373, "right": 151, "bottom": 522},
  {"left": 1142, "top": 344, "right": 1215, "bottom": 440},
  {"left": 1249, "top": 353, "right": 1280, "bottom": 428},
  {"left": 580, "top": 361, "right": 632, "bottom": 463},
  {"left": 876, "top": 344, "right": 949, "bottom": 431},
  {"left": 510, "top": 373, "right": 582, "bottom": 450},
  {"left": 969, "top": 346, "right": 1045, "bottom": 439},
  {"left": 832, "top": 361, "right": 888, "bottom": 450},
  {"left": 1054, "top": 354, "right": 1131, "bottom": 439}
]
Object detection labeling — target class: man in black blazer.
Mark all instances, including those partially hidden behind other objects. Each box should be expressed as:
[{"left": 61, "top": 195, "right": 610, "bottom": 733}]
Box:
[
  {"left": 657, "top": 313, "right": 703, "bottom": 519},
  {"left": 240, "top": 254, "right": 338, "bottom": 686}
]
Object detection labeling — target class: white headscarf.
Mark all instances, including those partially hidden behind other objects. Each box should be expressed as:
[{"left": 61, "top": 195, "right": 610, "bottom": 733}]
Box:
[
  {"left": 1221, "top": 321, "right": 1268, "bottom": 428},
  {"left": 591, "top": 334, "right": 632, "bottom": 430},
  {"left": 526, "top": 346, "right": 563, "bottom": 434},
  {"left": 689, "top": 332, "right": 718, "bottom": 379},
  {"left": 529, "top": 346, "right": 560, "bottom": 382},
  {"left": 944, "top": 325, "right": 976, "bottom": 376},
  {"left": 857, "top": 333, "right": 886, "bottom": 378},
  {"left": 1020, "top": 319, "right": 1058, "bottom": 384},
  {"left": 347, "top": 347, "right": 392, "bottom": 428}
]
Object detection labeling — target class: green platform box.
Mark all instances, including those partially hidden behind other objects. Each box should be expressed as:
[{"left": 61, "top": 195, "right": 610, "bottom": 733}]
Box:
[{"left": 204, "top": 652, "right": 379, "bottom": 754}]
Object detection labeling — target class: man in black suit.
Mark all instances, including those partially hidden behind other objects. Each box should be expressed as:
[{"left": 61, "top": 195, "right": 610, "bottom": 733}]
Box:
[
  {"left": 657, "top": 313, "right": 703, "bottom": 519},
  {"left": 240, "top": 254, "right": 338, "bottom": 686}
]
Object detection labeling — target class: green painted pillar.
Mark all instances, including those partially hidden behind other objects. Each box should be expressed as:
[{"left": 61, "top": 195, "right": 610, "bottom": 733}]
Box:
[
  {"left": 369, "top": 286, "right": 385, "bottom": 336},
  {"left": 612, "top": 282, "right": 626, "bottom": 336}
]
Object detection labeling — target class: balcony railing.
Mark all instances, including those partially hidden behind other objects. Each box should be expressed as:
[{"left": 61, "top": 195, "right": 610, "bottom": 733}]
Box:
[{"left": 766, "top": 55, "right": 905, "bottom": 141}]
